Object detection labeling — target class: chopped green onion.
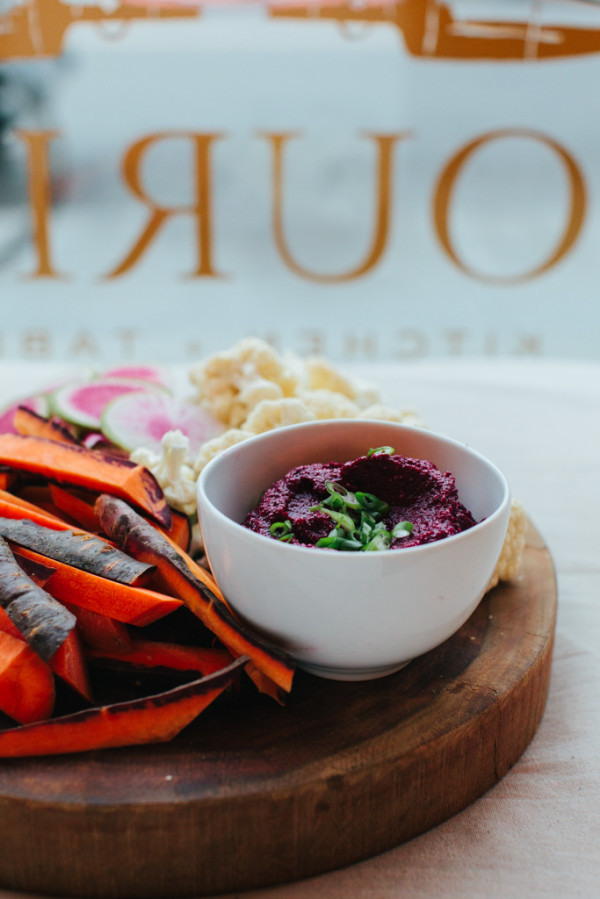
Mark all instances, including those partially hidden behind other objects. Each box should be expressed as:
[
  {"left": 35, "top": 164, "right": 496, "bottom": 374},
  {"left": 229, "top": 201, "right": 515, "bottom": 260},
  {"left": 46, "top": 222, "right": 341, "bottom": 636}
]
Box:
[
  {"left": 367, "top": 446, "right": 394, "bottom": 457},
  {"left": 316, "top": 535, "right": 363, "bottom": 551},
  {"left": 323, "top": 492, "right": 347, "bottom": 512},
  {"left": 362, "top": 530, "right": 392, "bottom": 552},
  {"left": 270, "top": 520, "right": 294, "bottom": 541},
  {"left": 392, "top": 521, "right": 414, "bottom": 539},
  {"left": 371, "top": 521, "right": 390, "bottom": 536},
  {"left": 320, "top": 507, "right": 356, "bottom": 534},
  {"left": 356, "top": 511, "right": 375, "bottom": 543},
  {"left": 325, "top": 481, "right": 361, "bottom": 509},
  {"left": 356, "top": 491, "right": 390, "bottom": 516}
]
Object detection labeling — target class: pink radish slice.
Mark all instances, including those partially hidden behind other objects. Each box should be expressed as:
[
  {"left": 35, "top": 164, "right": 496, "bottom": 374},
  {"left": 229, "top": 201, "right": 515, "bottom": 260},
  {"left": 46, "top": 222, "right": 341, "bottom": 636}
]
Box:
[
  {"left": 101, "top": 365, "right": 171, "bottom": 389},
  {"left": 50, "top": 378, "right": 165, "bottom": 430},
  {"left": 101, "top": 391, "right": 224, "bottom": 456},
  {"left": 0, "top": 395, "right": 49, "bottom": 434}
]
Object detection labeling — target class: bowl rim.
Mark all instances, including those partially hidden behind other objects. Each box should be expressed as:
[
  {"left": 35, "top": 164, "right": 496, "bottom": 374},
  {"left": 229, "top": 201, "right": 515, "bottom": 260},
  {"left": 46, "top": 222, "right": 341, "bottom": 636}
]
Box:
[{"left": 197, "top": 419, "right": 511, "bottom": 560}]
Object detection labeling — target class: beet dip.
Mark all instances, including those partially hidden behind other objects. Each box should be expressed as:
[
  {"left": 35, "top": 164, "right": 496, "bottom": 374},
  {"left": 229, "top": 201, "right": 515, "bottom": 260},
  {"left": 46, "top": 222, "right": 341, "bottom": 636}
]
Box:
[{"left": 242, "top": 449, "right": 476, "bottom": 551}]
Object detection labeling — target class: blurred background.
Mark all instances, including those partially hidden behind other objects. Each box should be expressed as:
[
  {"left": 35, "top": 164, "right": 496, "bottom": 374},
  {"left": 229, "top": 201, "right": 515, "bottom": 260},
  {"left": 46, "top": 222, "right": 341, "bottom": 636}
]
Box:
[{"left": 0, "top": 0, "right": 598, "bottom": 364}]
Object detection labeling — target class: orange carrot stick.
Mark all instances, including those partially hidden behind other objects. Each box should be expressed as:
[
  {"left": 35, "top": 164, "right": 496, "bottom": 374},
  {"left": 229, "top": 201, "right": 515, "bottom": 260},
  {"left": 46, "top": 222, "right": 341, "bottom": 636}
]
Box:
[
  {"left": 50, "top": 630, "right": 93, "bottom": 703},
  {"left": 0, "top": 657, "right": 246, "bottom": 757},
  {"left": 0, "top": 487, "right": 72, "bottom": 530},
  {"left": 61, "top": 602, "right": 132, "bottom": 653},
  {"left": 0, "top": 434, "right": 171, "bottom": 527},
  {"left": 13, "top": 546, "right": 182, "bottom": 627},
  {"left": 48, "top": 485, "right": 101, "bottom": 532},
  {"left": 13, "top": 406, "right": 79, "bottom": 445},
  {"left": 0, "top": 630, "right": 56, "bottom": 724},
  {"left": 96, "top": 495, "right": 294, "bottom": 699},
  {"left": 89, "top": 640, "right": 233, "bottom": 676}
]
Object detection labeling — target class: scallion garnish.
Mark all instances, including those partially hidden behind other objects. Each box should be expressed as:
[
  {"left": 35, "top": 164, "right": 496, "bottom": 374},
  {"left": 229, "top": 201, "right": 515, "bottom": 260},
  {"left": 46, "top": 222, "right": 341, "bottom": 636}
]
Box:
[
  {"left": 270, "top": 520, "right": 294, "bottom": 541},
  {"left": 363, "top": 530, "right": 392, "bottom": 552},
  {"left": 316, "top": 535, "right": 363, "bottom": 551},
  {"left": 325, "top": 481, "right": 361, "bottom": 509},
  {"left": 314, "top": 477, "right": 411, "bottom": 552},
  {"left": 367, "top": 446, "right": 394, "bottom": 457},
  {"left": 320, "top": 507, "right": 356, "bottom": 534},
  {"left": 392, "top": 521, "right": 414, "bottom": 539},
  {"left": 269, "top": 452, "right": 413, "bottom": 553},
  {"left": 355, "top": 491, "right": 390, "bottom": 516}
]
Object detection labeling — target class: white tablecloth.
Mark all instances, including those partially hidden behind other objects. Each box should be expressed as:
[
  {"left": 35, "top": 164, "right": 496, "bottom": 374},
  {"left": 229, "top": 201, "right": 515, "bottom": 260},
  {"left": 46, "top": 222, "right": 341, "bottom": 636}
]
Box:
[{"left": 0, "top": 358, "right": 598, "bottom": 899}]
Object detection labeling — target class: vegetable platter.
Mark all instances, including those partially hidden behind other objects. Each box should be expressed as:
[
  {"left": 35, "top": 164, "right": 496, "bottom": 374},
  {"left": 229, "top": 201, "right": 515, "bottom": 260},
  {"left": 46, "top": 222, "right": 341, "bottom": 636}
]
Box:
[
  {"left": 0, "top": 519, "right": 555, "bottom": 898},
  {"left": 0, "top": 349, "right": 555, "bottom": 897}
]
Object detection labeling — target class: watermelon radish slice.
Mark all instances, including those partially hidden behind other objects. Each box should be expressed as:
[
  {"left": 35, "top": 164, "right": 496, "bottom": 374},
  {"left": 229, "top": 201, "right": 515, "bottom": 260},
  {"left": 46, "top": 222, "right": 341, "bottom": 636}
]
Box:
[
  {"left": 101, "top": 391, "right": 224, "bottom": 457},
  {"left": 100, "top": 365, "right": 171, "bottom": 390},
  {"left": 50, "top": 378, "right": 166, "bottom": 431},
  {"left": 0, "top": 395, "right": 49, "bottom": 435}
]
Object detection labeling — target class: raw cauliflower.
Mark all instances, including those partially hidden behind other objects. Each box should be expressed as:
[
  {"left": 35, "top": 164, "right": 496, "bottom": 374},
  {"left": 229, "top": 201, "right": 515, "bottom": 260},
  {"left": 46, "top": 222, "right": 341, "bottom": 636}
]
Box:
[
  {"left": 189, "top": 337, "right": 299, "bottom": 428},
  {"left": 299, "top": 389, "right": 359, "bottom": 420},
  {"left": 487, "top": 499, "right": 527, "bottom": 592},
  {"left": 304, "top": 356, "right": 380, "bottom": 409},
  {"left": 244, "top": 397, "right": 316, "bottom": 435},
  {"left": 358, "top": 403, "right": 424, "bottom": 427},
  {"left": 131, "top": 430, "right": 197, "bottom": 517},
  {"left": 193, "top": 428, "right": 251, "bottom": 475}
]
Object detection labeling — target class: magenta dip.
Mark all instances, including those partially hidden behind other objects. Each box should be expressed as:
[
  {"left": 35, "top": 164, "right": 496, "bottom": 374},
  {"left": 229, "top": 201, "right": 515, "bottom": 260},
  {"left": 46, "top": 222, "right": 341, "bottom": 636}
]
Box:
[{"left": 243, "top": 451, "right": 476, "bottom": 549}]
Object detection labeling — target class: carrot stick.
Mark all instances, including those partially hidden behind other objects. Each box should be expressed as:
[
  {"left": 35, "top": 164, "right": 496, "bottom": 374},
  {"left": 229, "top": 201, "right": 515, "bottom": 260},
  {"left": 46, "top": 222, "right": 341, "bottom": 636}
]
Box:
[
  {"left": 50, "top": 630, "right": 93, "bottom": 703},
  {"left": 0, "top": 537, "right": 76, "bottom": 663},
  {"left": 156, "top": 508, "right": 192, "bottom": 552},
  {"left": 0, "top": 434, "right": 171, "bottom": 527},
  {"left": 0, "top": 605, "right": 23, "bottom": 641},
  {"left": 0, "top": 630, "right": 56, "bottom": 724},
  {"left": 96, "top": 495, "right": 294, "bottom": 699},
  {"left": 13, "top": 547, "right": 182, "bottom": 627},
  {"left": 0, "top": 487, "right": 73, "bottom": 530},
  {"left": 0, "top": 605, "right": 91, "bottom": 702},
  {"left": 61, "top": 602, "right": 132, "bottom": 653},
  {"left": 0, "top": 517, "right": 154, "bottom": 585},
  {"left": 89, "top": 640, "right": 233, "bottom": 676},
  {"left": 48, "top": 485, "right": 101, "bottom": 532},
  {"left": 13, "top": 406, "right": 79, "bottom": 445},
  {"left": 0, "top": 467, "right": 16, "bottom": 492},
  {"left": 0, "top": 657, "right": 246, "bottom": 757}
]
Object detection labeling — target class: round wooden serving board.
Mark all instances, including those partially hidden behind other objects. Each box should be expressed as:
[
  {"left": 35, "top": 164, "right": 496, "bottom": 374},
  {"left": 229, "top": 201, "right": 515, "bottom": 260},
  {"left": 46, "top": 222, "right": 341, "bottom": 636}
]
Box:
[{"left": 0, "top": 520, "right": 556, "bottom": 899}]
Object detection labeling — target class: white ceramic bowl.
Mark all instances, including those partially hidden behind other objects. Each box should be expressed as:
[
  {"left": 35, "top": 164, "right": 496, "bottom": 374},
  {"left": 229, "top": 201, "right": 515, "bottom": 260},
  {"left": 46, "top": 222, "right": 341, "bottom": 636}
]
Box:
[{"left": 197, "top": 420, "right": 510, "bottom": 681}]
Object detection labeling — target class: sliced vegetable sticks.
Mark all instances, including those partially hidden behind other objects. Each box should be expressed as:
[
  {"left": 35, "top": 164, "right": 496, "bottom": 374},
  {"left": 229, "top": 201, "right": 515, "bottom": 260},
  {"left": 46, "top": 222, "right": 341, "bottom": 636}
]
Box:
[
  {"left": 0, "top": 517, "right": 153, "bottom": 585},
  {"left": 0, "top": 433, "right": 171, "bottom": 527},
  {"left": 0, "top": 657, "right": 247, "bottom": 757},
  {"left": 0, "top": 536, "right": 76, "bottom": 662},
  {"left": 13, "top": 406, "right": 79, "bottom": 445},
  {"left": 0, "top": 487, "right": 73, "bottom": 531},
  {"left": 13, "top": 547, "right": 182, "bottom": 627},
  {"left": 96, "top": 494, "right": 295, "bottom": 698},
  {"left": 0, "top": 630, "right": 56, "bottom": 724}
]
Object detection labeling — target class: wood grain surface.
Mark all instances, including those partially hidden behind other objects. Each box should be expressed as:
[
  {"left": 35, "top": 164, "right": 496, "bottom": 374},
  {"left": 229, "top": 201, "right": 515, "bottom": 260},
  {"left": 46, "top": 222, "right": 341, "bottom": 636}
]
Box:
[{"left": 0, "top": 520, "right": 556, "bottom": 899}]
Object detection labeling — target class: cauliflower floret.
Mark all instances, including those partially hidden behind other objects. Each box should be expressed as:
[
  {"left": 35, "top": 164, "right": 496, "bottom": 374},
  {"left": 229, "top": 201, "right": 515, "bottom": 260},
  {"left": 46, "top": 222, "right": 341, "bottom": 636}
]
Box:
[
  {"left": 237, "top": 377, "right": 284, "bottom": 410},
  {"left": 131, "top": 430, "right": 197, "bottom": 517},
  {"left": 193, "top": 428, "right": 251, "bottom": 475},
  {"left": 304, "top": 357, "right": 380, "bottom": 409},
  {"left": 300, "top": 389, "right": 359, "bottom": 420},
  {"left": 487, "top": 498, "right": 527, "bottom": 592},
  {"left": 244, "top": 398, "right": 316, "bottom": 434},
  {"left": 358, "top": 403, "right": 425, "bottom": 427},
  {"left": 189, "top": 337, "right": 299, "bottom": 428}
]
